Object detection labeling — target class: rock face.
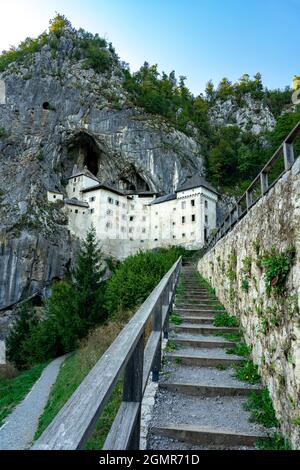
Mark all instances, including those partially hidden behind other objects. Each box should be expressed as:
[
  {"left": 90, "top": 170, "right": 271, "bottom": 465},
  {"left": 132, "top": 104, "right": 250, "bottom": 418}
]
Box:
[
  {"left": 0, "top": 34, "right": 203, "bottom": 310},
  {"left": 210, "top": 94, "right": 276, "bottom": 135}
]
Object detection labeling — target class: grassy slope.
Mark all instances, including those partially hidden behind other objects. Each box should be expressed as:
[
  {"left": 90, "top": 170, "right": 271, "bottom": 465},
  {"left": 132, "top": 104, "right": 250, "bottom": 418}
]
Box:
[
  {"left": 34, "top": 318, "right": 131, "bottom": 448},
  {"left": 0, "top": 363, "right": 47, "bottom": 425}
]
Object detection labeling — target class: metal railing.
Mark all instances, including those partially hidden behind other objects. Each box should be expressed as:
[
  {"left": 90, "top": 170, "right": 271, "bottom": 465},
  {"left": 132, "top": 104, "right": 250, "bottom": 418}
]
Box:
[
  {"left": 32, "top": 257, "right": 182, "bottom": 450},
  {"left": 204, "top": 120, "right": 300, "bottom": 253}
]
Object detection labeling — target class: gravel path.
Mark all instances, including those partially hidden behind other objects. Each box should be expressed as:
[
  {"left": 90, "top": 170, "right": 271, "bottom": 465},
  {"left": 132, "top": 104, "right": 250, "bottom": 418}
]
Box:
[{"left": 0, "top": 355, "right": 66, "bottom": 450}]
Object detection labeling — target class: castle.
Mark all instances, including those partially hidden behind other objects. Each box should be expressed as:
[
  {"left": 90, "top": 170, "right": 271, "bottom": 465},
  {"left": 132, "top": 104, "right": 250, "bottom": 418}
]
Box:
[{"left": 47, "top": 167, "right": 218, "bottom": 259}]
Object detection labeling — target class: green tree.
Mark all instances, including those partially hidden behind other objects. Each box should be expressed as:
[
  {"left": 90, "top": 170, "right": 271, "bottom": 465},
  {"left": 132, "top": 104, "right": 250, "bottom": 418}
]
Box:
[
  {"left": 73, "top": 225, "right": 107, "bottom": 328},
  {"left": 49, "top": 13, "right": 72, "bottom": 35},
  {"left": 6, "top": 302, "right": 39, "bottom": 369}
]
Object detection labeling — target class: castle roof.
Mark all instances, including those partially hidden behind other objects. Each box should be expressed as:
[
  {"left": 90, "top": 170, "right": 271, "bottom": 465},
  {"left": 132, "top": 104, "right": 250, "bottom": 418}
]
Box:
[
  {"left": 81, "top": 184, "right": 125, "bottom": 196},
  {"left": 151, "top": 193, "right": 176, "bottom": 205},
  {"left": 65, "top": 198, "right": 89, "bottom": 208},
  {"left": 67, "top": 166, "right": 100, "bottom": 183},
  {"left": 176, "top": 175, "right": 218, "bottom": 195}
]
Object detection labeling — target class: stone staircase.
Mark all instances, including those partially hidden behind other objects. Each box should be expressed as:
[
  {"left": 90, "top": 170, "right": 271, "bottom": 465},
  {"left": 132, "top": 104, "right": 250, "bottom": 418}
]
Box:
[{"left": 147, "top": 263, "right": 268, "bottom": 450}]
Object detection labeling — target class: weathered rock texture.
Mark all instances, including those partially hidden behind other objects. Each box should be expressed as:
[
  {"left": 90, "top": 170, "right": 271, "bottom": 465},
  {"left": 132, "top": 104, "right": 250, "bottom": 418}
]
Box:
[
  {"left": 209, "top": 94, "right": 276, "bottom": 135},
  {"left": 198, "top": 157, "right": 300, "bottom": 449},
  {"left": 0, "top": 34, "right": 203, "bottom": 310}
]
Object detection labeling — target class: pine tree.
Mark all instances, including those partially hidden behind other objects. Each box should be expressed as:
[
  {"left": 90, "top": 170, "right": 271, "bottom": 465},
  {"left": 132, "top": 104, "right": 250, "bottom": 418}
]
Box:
[{"left": 73, "top": 225, "right": 106, "bottom": 327}]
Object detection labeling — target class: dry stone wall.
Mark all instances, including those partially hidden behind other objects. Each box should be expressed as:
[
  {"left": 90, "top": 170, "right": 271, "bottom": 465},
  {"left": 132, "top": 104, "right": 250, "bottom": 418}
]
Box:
[{"left": 198, "top": 157, "right": 300, "bottom": 449}]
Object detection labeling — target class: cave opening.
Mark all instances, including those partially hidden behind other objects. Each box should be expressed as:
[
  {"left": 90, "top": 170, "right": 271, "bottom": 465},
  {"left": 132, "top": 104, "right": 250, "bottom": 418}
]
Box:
[
  {"left": 68, "top": 132, "right": 101, "bottom": 177},
  {"left": 119, "top": 171, "right": 150, "bottom": 192}
]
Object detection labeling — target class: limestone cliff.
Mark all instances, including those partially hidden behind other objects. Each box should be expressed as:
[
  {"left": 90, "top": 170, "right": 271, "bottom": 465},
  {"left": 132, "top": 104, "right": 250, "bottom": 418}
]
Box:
[{"left": 0, "top": 32, "right": 203, "bottom": 310}]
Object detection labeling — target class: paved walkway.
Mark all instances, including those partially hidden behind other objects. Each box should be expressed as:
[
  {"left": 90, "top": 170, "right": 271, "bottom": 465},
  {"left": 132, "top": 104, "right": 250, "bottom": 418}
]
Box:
[
  {"left": 0, "top": 355, "right": 65, "bottom": 450},
  {"left": 147, "top": 263, "right": 270, "bottom": 450}
]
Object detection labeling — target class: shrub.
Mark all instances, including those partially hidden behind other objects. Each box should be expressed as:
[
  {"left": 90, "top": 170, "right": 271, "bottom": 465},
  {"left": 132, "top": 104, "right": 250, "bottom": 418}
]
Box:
[
  {"left": 262, "top": 247, "right": 295, "bottom": 295},
  {"left": 105, "top": 247, "right": 183, "bottom": 315}
]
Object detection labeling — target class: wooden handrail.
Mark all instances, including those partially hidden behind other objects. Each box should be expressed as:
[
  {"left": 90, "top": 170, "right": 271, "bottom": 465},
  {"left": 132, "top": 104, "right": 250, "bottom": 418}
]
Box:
[
  {"left": 32, "top": 257, "right": 182, "bottom": 450},
  {"left": 205, "top": 120, "right": 300, "bottom": 253}
]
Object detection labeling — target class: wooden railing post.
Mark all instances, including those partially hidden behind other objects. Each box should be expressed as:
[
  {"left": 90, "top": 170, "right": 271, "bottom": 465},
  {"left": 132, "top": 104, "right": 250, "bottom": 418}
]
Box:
[
  {"left": 283, "top": 142, "right": 295, "bottom": 170},
  {"left": 246, "top": 190, "right": 252, "bottom": 211},
  {"left": 260, "top": 171, "right": 268, "bottom": 195},
  {"left": 151, "top": 297, "right": 162, "bottom": 382},
  {"left": 123, "top": 332, "right": 144, "bottom": 450},
  {"left": 163, "top": 283, "right": 170, "bottom": 339}
]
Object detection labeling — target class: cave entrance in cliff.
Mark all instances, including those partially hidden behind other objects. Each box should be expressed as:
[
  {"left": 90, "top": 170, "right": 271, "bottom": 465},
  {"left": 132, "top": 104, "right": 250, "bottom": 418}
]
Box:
[
  {"left": 68, "top": 132, "right": 101, "bottom": 177},
  {"left": 118, "top": 168, "right": 150, "bottom": 192}
]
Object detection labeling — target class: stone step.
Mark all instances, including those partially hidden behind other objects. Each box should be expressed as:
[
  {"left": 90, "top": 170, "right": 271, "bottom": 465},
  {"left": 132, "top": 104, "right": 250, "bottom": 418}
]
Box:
[
  {"left": 179, "top": 316, "right": 214, "bottom": 325},
  {"left": 174, "top": 336, "right": 235, "bottom": 349},
  {"left": 166, "top": 348, "right": 244, "bottom": 367},
  {"left": 172, "top": 324, "right": 239, "bottom": 335},
  {"left": 150, "top": 425, "right": 265, "bottom": 448},
  {"left": 174, "top": 310, "right": 216, "bottom": 318},
  {"left": 175, "top": 303, "right": 220, "bottom": 308},
  {"left": 159, "top": 382, "right": 260, "bottom": 397},
  {"left": 174, "top": 308, "right": 220, "bottom": 314}
]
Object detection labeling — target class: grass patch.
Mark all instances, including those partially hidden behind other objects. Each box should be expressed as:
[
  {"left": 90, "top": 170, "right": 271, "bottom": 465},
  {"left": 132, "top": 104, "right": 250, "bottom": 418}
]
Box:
[
  {"left": 233, "top": 360, "right": 261, "bottom": 385},
  {"left": 256, "top": 433, "right": 291, "bottom": 450},
  {"left": 244, "top": 388, "right": 278, "bottom": 428},
  {"left": 0, "top": 362, "right": 47, "bottom": 426},
  {"left": 175, "top": 357, "right": 182, "bottom": 365},
  {"left": 226, "top": 342, "right": 251, "bottom": 357},
  {"left": 85, "top": 380, "right": 123, "bottom": 449},
  {"left": 170, "top": 313, "right": 182, "bottom": 325},
  {"left": 216, "top": 364, "right": 227, "bottom": 371},
  {"left": 213, "top": 312, "right": 239, "bottom": 327},
  {"left": 35, "top": 316, "right": 132, "bottom": 445},
  {"left": 216, "top": 331, "right": 242, "bottom": 343},
  {"left": 165, "top": 340, "right": 178, "bottom": 353}
]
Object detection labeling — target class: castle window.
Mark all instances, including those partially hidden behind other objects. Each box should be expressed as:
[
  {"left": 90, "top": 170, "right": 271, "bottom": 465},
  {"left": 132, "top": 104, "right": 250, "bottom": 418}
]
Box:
[
  {"left": 142, "top": 228, "right": 146, "bottom": 233},
  {"left": 121, "top": 227, "right": 126, "bottom": 233},
  {"left": 74, "top": 178, "right": 76, "bottom": 182},
  {"left": 173, "top": 208, "right": 176, "bottom": 211},
  {"left": 154, "top": 238, "right": 158, "bottom": 241},
  {"left": 53, "top": 195, "right": 56, "bottom": 199},
  {"left": 142, "top": 216, "right": 146, "bottom": 222},
  {"left": 107, "top": 209, "right": 112, "bottom": 215},
  {"left": 182, "top": 233, "right": 186, "bottom": 238},
  {"left": 89, "top": 196, "right": 95, "bottom": 202},
  {"left": 108, "top": 197, "right": 113, "bottom": 204},
  {"left": 192, "top": 214, "right": 196, "bottom": 222},
  {"left": 90, "top": 208, "right": 94, "bottom": 214},
  {"left": 140, "top": 240, "right": 144, "bottom": 243},
  {"left": 75, "top": 209, "right": 78, "bottom": 214},
  {"left": 129, "top": 216, "right": 134, "bottom": 222},
  {"left": 191, "top": 199, "right": 195, "bottom": 207},
  {"left": 122, "top": 214, "right": 126, "bottom": 220},
  {"left": 181, "top": 201, "right": 186, "bottom": 209},
  {"left": 172, "top": 222, "right": 176, "bottom": 226},
  {"left": 115, "top": 200, "right": 119, "bottom": 206},
  {"left": 173, "top": 235, "right": 176, "bottom": 239},
  {"left": 122, "top": 203, "right": 126, "bottom": 208},
  {"left": 129, "top": 227, "right": 133, "bottom": 233},
  {"left": 73, "top": 188, "right": 76, "bottom": 192},
  {"left": 205, "top": 215, "right": 208, "bottom": 224},
  {"left": 205, "top": 200, "right": 208, "bottom": 208},
  {"left": 182, "top": 216, "right": 185, "bottom": 224},
  {"left": 106, "top": 222, "right": 112, "bottom": 228}
]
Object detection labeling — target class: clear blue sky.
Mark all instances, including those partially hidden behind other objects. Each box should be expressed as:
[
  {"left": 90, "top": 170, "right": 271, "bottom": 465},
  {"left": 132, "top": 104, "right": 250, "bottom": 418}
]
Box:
[{"left": 1, "top": 0, "right": 299, "bottom": 95}]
